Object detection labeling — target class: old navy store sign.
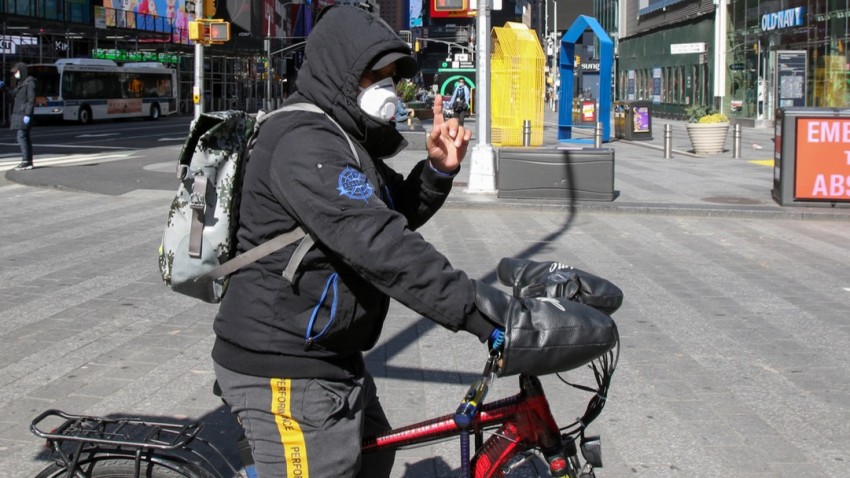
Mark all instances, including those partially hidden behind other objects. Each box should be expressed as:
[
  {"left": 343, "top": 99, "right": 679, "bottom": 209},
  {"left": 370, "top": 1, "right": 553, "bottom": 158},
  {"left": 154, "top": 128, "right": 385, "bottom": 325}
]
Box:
[{"left": 761, "top": 7, "right": 805, "bottom": 31}]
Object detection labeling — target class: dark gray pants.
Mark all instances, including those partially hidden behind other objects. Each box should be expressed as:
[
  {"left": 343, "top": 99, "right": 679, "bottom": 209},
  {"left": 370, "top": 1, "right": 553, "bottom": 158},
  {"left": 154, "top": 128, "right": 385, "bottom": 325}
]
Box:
[
  {"left": 214, "top": 362, "right": 395, "bottom": 478},
  {"left": 17, "top": 128, "right": 32, "bottom": 163}
]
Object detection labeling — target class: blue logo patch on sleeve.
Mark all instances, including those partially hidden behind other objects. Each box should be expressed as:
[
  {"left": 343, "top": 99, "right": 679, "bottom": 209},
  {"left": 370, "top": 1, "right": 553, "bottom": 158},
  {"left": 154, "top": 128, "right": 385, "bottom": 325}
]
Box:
[{"left": 337, "top": 166, "right": 374, "bottom": 202}]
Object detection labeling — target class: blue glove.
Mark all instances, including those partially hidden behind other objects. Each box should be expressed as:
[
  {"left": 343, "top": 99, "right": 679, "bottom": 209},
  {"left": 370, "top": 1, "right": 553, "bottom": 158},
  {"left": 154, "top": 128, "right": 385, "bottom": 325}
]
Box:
[
  {"left": 23, "top": 116, "right": 30, "bottom": 125},
  {"left": 488, "top": 328, "right": 505, "bottom": 352}
]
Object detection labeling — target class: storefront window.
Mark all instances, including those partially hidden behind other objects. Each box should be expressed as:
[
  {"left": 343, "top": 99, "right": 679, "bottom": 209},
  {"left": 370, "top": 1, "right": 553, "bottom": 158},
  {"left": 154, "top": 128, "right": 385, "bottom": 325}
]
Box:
[{"left": 728, "top": 0, "right": 850, "bottom": 121}]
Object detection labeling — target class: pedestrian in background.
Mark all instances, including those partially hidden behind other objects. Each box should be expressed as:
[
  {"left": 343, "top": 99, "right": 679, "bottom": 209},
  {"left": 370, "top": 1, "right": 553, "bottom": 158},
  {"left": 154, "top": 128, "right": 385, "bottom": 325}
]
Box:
[
  {"left": 448, "top": 77, "right": 471, "bottom": 125},
  {"left": 4, "top": 63, "right": 36, "bottom": 170}
]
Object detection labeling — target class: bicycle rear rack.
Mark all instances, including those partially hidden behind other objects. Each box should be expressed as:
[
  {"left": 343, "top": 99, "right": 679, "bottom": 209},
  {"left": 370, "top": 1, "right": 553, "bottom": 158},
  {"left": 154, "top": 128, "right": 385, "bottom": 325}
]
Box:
[
  {"left": 31, "top": 409, "right": 203, "bottom": 450},
  {"left": 31, "top": 409, "right": 240, "bottom": 478}
]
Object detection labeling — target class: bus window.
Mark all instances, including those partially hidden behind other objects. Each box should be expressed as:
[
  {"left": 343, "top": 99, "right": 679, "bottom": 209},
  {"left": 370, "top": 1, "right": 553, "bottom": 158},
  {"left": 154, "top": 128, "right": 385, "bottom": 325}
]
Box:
[{"left": 126, "top": 76, "right": 144, "bottom": 98}]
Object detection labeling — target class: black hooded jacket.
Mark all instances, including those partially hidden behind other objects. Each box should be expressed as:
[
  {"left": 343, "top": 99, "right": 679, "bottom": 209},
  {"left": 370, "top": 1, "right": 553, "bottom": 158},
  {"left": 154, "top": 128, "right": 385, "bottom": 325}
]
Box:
[{"left": 212, "top": 7, "right": 496, "bottom": 379}]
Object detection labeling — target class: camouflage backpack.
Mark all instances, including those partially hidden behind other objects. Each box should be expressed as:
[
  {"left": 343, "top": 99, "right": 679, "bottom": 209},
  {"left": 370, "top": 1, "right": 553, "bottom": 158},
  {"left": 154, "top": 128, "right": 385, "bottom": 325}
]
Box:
[{"left": 158, "top": 104, "right": 360, "bottom": 303}]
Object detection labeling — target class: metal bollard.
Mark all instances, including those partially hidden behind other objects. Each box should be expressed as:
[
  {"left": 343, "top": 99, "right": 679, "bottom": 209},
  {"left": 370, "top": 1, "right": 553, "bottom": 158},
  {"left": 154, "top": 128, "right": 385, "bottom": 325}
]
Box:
[
  {"left": 522, "top": 120, "right": 531, "bottom": 146},
  {"left": 594, "top": 122, "right": 603, "bottom": 148},
  {"left": 732, "top": 123, "right": 742, "bottom": 158},
  {"left": 664, "top": 124, "right": 673, "bottom": 159}
]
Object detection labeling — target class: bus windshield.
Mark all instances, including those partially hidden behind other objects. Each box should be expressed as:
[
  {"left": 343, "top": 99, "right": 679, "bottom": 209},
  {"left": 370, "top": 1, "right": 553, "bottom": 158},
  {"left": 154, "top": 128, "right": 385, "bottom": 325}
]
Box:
[{"left": 28, "top": 65, "right": 60, "bottom": 98}]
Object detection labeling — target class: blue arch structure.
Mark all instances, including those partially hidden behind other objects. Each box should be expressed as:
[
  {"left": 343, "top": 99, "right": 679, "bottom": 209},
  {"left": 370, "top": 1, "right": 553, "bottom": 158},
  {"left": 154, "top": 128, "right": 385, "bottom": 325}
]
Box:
[{"left": 558, "top": 16, "right": 613, "bottom": 143}]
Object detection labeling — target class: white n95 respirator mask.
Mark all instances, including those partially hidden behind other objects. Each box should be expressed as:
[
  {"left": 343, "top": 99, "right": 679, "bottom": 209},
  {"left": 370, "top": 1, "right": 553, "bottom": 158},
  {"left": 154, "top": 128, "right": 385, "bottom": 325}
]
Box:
[{"left": 357, "top": 77, "right": 397, "bottom": 123}]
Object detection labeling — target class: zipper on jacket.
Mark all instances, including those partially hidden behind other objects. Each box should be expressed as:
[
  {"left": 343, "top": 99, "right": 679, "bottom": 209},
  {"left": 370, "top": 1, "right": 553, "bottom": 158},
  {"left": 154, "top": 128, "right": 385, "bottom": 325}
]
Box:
[
  {"left": 382, "top": 184, "right": 395, "bottom": 210},
  {"left": 304, "top": 272, "right": 339, "bottom": 351}
]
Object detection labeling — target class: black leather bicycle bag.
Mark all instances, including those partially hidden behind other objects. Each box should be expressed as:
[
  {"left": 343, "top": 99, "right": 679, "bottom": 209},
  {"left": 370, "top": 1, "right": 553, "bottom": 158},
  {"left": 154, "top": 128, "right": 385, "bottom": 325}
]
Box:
[
  {"left": 474, "top": 282, "right": 618, "bottom": 377},
  {"left": 497, "top": 257, "right": 623, "bottom": 315}
]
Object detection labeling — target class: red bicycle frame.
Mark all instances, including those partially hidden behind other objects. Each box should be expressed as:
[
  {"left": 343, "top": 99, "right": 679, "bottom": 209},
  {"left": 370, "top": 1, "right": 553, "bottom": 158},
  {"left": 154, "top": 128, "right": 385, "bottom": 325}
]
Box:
[{"left": 362, "top": 374, "right": 574, "bottom": 478}]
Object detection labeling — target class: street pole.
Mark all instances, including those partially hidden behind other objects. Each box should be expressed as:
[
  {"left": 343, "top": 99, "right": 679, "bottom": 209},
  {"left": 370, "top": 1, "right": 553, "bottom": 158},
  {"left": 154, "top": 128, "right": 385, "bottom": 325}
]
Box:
[
  {"left": 193, "top": 0, "right": 204, "bottom": 119},
  {"left": 552, "top": 0, "right": 561, "bottom": 111},
  {"left": 713, "top": 0, "right": 727, "bottom": 113},
  {"left": 467, "top": 0, "right": 496, "bottom": 194},
  {"left": 266, "top": 14, "right": 272, "bottom": 110}
]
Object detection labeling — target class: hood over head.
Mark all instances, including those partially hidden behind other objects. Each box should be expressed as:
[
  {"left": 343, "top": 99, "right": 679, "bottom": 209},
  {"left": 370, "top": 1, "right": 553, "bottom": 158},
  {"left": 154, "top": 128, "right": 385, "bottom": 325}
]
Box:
[
  {"left": 295, "top": 6, "right": 418, "bottom": 156},
  {"left": 11, "top": 62, "right": 27, "bottom": 78}
]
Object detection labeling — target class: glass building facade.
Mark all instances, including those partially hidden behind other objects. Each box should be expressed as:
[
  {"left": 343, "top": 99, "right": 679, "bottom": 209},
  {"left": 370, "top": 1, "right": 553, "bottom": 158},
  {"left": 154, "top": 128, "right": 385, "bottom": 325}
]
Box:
[{"left": 727, "top": 0, "right": 850, "bottom": 125}]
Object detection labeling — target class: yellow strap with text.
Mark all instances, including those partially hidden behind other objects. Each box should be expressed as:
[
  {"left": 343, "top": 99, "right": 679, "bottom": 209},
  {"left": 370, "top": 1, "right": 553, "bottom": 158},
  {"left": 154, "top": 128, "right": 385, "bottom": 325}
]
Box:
[{"left": 270, "top": 378, "right": 310, "bottom": 478}]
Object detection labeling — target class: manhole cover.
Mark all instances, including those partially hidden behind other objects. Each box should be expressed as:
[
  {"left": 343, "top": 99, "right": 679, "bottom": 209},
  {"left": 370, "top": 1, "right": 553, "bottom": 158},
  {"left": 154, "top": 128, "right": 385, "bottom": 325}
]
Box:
[{"left": 702, "top": 196, "right": 763, "bottom": 205}]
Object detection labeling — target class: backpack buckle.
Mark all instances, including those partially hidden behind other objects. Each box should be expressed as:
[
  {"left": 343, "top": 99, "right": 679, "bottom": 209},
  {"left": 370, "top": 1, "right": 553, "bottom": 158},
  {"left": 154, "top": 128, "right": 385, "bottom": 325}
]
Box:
[
  {"left": 190, "top": 174, "right": 208, "bottom": 211},
  {"left": 189, "top": 192, "right": 205, "bottom": 211}
]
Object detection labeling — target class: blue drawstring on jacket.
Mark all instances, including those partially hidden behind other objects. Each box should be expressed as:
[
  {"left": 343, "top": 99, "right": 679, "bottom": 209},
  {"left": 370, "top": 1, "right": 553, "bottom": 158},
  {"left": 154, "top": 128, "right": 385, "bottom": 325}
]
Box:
[{"left": 304, "top": 272, "right": 338, "bottom": 350}]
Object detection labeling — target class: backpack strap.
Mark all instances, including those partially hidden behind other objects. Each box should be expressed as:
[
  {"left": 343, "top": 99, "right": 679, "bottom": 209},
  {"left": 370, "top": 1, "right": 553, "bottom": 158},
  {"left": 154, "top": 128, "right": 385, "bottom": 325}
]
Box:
[{"left": 201, "top": 103, "right": 360, "bottom": 282}]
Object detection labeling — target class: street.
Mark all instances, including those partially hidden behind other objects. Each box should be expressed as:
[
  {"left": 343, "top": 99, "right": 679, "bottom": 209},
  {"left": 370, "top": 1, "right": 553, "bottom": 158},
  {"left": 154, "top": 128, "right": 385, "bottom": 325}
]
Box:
[
  {"left": 1, "top": 112, "right": 849, "bottom": 477},
  {"left": 0, "top": 115, "right": 193, "bottom": 170}
]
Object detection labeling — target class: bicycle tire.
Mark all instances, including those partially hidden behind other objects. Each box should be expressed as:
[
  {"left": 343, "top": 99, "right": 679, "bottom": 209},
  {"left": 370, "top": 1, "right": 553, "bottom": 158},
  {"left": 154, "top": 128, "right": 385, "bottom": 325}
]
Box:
[{"left": 34, "top": 457, "right": 213, "bottom": 478}]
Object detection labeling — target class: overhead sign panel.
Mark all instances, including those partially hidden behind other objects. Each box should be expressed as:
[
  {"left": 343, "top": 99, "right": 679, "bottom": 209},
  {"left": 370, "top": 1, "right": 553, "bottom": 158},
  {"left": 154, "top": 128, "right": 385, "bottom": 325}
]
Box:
[{"left": 670, "top": 42, "right": 706, "bottom": 54}]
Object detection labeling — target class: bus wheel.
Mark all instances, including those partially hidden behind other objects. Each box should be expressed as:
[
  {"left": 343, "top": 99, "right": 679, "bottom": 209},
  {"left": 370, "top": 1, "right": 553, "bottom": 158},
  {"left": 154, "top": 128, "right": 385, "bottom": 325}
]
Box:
[
  {"left": 149, "top": 103, "right": 161, "bottom": 120},
  {"left": 78, "top": 106, "right": 92, "bottom": 125}
]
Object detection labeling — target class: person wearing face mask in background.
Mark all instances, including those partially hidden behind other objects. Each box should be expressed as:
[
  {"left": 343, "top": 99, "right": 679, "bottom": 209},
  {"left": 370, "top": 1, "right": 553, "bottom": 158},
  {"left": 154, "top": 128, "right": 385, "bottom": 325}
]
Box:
[
  {"left": 211, "top": 5, "right": 516, "bottom": 477},
  {"left": 448, "top": 77, "right": 471, "bottom": 126},
  {"left": 2, "top": 63, "right": 36, "bottom": 170}
]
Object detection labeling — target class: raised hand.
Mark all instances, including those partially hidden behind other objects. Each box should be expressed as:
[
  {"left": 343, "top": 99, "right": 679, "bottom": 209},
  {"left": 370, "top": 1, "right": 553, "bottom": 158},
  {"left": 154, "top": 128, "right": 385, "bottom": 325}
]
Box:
[{"left": 426, "top": 95, "right": 472, "bottom": 174}]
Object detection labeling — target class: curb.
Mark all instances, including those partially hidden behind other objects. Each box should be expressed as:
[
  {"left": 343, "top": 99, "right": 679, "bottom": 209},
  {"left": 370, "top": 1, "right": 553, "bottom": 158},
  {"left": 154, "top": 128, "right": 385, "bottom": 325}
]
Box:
[{"left": 443, "top": 191, "right": 850, "bottom": 221}]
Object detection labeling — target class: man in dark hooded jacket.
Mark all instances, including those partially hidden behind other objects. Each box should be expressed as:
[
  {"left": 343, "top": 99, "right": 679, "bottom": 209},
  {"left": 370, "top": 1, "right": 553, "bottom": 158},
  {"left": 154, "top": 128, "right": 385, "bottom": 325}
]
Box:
[
  {"left": 211, "top": 6, "right": 542, "bottom": 477},
  {"left": 6, "top": 63, "right": 35, "bottom": 170}
]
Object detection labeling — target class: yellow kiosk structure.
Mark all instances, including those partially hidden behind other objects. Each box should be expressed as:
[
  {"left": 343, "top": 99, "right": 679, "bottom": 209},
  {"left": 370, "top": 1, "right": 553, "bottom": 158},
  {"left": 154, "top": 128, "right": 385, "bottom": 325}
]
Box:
[{"left": 490, "top": 22, "right": 545, "bottom": 146}]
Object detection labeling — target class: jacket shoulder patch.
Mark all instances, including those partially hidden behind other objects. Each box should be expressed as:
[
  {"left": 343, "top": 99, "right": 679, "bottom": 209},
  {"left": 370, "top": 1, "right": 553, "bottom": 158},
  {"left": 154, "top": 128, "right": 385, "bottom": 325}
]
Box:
[{"left": 337, "top": 166, "right": 374, "bottom": 202}]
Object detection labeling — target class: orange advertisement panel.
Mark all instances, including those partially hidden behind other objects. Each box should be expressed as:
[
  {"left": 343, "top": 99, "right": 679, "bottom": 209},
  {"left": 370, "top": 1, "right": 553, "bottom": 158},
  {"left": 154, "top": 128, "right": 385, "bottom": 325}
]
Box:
[
  {"left": 794, "top": 118, "right": 850, "bottom": 200},
  {"left": 107, "top": 99, "right": 143, "bottom": 114}
]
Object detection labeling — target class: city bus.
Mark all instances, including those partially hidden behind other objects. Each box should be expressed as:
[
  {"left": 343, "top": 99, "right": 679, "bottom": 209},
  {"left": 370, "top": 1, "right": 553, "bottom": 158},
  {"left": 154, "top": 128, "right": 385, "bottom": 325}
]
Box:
[{"left": 29, "top": 58, "right": 177, "bottom": 124}]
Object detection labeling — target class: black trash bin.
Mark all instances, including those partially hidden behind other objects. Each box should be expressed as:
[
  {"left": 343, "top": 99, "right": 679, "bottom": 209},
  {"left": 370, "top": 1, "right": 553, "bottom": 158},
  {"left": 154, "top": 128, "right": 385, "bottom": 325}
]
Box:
[{"left": 616, "top": 101, "right": 653, "bottom": 141}]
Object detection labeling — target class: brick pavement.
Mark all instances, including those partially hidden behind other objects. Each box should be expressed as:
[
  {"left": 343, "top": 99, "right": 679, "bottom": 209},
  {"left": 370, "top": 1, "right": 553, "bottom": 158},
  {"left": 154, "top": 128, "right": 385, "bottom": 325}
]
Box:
[{"left": 1, "top": 113, "right": 849, "bottom": 477}]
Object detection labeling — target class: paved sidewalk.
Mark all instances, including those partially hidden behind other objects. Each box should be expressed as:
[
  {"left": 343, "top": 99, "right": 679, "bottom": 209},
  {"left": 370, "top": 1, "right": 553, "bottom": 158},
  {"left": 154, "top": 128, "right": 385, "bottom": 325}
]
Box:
[
  {"left": 2, "top": 112, "right": 849, "bottom": 478},
  {"left": 418, "top": 109, "right": 849, "bottom": 220}
]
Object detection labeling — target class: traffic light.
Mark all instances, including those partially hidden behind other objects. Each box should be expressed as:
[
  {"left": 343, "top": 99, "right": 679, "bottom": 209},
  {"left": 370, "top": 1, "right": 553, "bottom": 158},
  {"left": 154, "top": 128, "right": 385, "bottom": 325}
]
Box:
[
  {"left": 414, "top": 40, "right": 420, "bottom": 53},
  {"left": 187, "top": 19, "right": 230, "bottom": 44},
  {"left": 203, "top": 0, "right": 216, "bottom": 16},
  {"left": 188, "top": 20, "right": 205, "bottom": 42},
  {"left": 208, "top": 21, "right": 230, "bottom": 43}
]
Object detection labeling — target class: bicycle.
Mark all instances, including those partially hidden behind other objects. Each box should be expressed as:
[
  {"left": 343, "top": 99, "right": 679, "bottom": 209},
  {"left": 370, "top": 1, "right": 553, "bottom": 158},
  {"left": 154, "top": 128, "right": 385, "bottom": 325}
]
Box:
[
  {"left": 30, "top": 337, "right": 616, "bottom": 478},
  {"left": 31, "top": 259, "right": 621, "bottom": 478}
]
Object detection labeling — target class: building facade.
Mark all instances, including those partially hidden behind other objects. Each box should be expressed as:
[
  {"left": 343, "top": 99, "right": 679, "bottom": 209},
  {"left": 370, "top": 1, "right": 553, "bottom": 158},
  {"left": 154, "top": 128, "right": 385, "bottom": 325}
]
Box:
[
  {"left": 727, "top": 0, "right": 850, "bottom": 126},
  {"left": 606, "top": 0, "right": 850, "bottom": 125},
  {"left": 614, "top": 0, "right": 717, "bottom": 119}
]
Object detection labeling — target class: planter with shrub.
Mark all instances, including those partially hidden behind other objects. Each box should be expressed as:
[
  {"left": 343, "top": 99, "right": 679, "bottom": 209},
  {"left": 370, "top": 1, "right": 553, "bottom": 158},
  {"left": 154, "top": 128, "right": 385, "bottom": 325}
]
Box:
[{"left": 685, "top": 105, "right": 730, "bottom": 154}]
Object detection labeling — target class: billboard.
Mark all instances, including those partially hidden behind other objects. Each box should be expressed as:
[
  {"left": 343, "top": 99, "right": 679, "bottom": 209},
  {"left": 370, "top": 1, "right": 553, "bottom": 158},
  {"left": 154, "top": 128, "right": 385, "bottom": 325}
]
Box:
[
  {"left": 794, "top": 118, "right": 850, "bottom": 201},
  {"left": 431, "top": 0, "right": 473, "bottom": 19},
  {"left": 100, "top": 0, "right": 195, "bottom": 43}
]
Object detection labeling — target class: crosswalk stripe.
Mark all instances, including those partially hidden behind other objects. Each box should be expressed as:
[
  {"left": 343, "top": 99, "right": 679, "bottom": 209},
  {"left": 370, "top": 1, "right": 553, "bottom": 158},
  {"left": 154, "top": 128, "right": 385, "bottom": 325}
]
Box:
[{"left": 0, "top": 151, "right": 139, "bottom": 171}]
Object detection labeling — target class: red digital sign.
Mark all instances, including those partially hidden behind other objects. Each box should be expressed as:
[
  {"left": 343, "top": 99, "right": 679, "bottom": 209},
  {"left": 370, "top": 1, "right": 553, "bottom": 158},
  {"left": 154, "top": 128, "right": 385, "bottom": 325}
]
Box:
[
  {"left": 794, "top": 118, "right": 850, "bottom": 201},
  {"left": 431, "top": 0, "right": 473, "bottom": 18}
]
